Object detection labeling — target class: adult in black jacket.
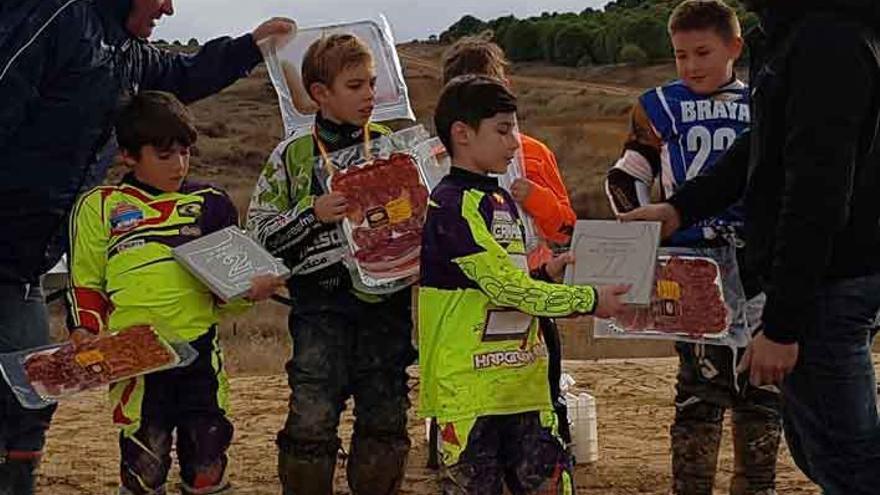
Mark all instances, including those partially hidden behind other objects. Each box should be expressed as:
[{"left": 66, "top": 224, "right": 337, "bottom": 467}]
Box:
[
  {"left": 0, "top": 1, "right": 292, "bottom": 492},
  {"left": 623, "top": 0, "right": 880, "bottom": 492}
]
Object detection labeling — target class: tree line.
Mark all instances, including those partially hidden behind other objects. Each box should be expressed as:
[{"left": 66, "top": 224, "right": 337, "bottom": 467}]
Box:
[{"left": 437, "top": 0, "right": 756, "bottom": 66}]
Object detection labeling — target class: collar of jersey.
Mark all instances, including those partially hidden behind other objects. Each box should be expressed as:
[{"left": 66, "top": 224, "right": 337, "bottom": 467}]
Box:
[
  {"left": 121, "top": 173, "right": 178, "bottom": 196},
  {"left": 449, "top": 166, "right": 500, "bottom": 190},
  {"left": 315, "top": 112, "right": 366, "bottom": 151}
]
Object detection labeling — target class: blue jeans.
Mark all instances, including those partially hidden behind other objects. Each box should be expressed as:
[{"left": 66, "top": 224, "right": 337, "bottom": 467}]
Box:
[
  {"left": 0, "top": 283, "right": 57, "bottom": 495},
  {"left": 781, "top": 274, "right": 880, "bottom": 494}
]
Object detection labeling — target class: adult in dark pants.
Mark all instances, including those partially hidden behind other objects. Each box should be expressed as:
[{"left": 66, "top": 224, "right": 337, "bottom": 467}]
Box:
[
  {"left": 0, "top": 1, "right": 292, "bottom": 492},
  {"left": 623, "top": 1, "right": 880, "bottom": 493}
]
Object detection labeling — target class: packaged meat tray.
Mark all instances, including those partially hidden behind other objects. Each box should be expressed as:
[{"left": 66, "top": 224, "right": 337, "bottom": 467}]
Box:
[
  {"left": 262, "top": 15, "right": 414, "bottom": 137},
  {"left": 311, "top": 126, "right": 434, "bottom": 292},
  {"left": 596, "top": 256, "right": 735, "bottom": 341},
  {"left": 331, "top": 152, "right": 430, "bottom": 284},
  {"left": 0, "top": 326, "right": 196, "bottom": 409}
]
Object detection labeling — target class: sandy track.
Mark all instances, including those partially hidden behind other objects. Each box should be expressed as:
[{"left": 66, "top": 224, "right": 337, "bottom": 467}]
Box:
[{"left": 36, "top": 358, "right": 822, "bottom": 494}]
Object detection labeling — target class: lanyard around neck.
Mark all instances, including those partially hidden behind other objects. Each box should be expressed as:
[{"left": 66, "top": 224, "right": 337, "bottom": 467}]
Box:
[{"left": 313, "top": 124, "right": 373, "bottom": 177}]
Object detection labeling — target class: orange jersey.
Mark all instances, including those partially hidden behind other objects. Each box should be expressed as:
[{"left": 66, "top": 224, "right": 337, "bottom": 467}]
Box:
[{"left": 520, "top": 134, "right": 576, "bottom": 244}]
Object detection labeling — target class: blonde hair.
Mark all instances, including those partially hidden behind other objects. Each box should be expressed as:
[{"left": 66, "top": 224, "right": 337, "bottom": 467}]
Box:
[
  {"left": 669, "top": 0, "right": 742, "bottom": 41},
  {"left": 441, "top": 31, "right": 510, "bottom": 84},
  {"left": 301, "top": 34, "right": 374, "bottom": 99}
]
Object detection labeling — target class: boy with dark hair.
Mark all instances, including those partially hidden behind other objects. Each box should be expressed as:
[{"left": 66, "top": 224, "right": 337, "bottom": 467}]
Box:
[
  {"left": 421, "top": 75, "right": 629, "bottom": 494},
  {"left": 247, "top": 33, "right": 416, "bottom": 494},
  {"left": 67, "top": 90, "right": 280, "bottom": 495},
  {"left": 605, "top": 1, "right": 781, "bottom": 494},
  {"left": 441, "top": 34, "right": 578, "bottom": 446}
]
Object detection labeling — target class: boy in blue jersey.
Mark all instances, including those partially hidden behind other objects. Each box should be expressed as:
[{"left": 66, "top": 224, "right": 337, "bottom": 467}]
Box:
[{"left": 605, "top": 1, "right": 781, "bottom": 494}]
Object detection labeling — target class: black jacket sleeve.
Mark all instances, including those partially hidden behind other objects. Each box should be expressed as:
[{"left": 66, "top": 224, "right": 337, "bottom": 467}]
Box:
[
  {"left": 0, "top": 2, "right": 82, "bottom": 150},
  {"left": 667, "top": 130, "right": 750, "bottom": 228},
  {"left": 137, "top": 34, "right": 262, "bottom": 104},
  {"left": 759, "top": 25, "right": 876, "bottom": 344}
]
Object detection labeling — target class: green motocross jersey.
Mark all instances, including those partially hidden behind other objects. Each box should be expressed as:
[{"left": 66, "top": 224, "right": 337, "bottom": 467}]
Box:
[
  {"left": 246, "top": 121, "right": 391, "bottom": 296},
  {"left": 419, "top": 167, "right": 598, "bottom": 422},
  {"left": 67, "top": 175, "right": 247, "bottom": 342}
]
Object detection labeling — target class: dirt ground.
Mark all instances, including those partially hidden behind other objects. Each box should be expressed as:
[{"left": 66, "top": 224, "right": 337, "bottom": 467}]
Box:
[{"left": 36, "top": 358, "right": 824, "bottom": 495}]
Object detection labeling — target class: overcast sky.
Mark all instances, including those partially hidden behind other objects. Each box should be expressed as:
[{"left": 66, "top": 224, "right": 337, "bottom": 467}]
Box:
[{"left": 153, "top": 0, "right": 608, "bottom": 43}]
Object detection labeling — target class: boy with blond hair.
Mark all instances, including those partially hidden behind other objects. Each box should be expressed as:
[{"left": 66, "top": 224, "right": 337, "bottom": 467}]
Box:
[
  {"left": 247, "top": 34, "right": 415, "bottom": 494},
  {"left": 605, "top": 1, "right": 781, "bottom": 493}
]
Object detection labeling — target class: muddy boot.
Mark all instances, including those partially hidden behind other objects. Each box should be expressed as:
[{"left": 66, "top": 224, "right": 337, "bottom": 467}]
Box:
[
  {"left": 671, "top": 403, "right": 724, "bottom": 495},
  {"left": 278, "top": 451, "right": 336, "bottom": 495},
  {"left": 0, "top": 458, "right": 37, "bottom": 495},
  {"left": 730, "top": 402, "right": 782, "bottom": 495},
  {"left": 347, "top": 436, "right": 409, "bottom": 495}
]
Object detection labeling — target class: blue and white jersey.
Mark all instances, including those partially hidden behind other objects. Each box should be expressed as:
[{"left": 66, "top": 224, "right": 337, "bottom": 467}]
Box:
[{"left": 609, "top": 79, "right": 750, "bottom": 246}]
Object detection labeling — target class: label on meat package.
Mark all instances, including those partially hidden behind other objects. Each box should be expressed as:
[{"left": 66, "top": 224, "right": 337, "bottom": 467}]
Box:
[
  {"left": 74, "top": 350, "right": 104, "bottom": 367},
  {"left": 386, "top": 197, "right": 412, "bottom": 224}
]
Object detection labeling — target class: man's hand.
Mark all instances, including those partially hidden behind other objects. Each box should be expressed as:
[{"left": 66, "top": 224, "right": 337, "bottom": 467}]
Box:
[
  {"left": 736, "top": 332, "right": 799, "bottom": 386},
  {"left": 246, "top": 274, "right": 286, "bottom": 302},
  {"left": 618, "top": 203, "right": 682, "bottom": 239},
  {"left": 69, "top": 328, "right": 97, "bottom": 347},
  {"left": 593, "top": 284, "right": 631, "bottom": 319},
  {"left": 510, "top": 178, "right": 534, "bottom": 204},
  {"left": 314, "top": 192, "right": 348, "bottom": 223},
  {"left": 253, "top": 17, "right": 296, "bottom": 48},
  {"left": 544, "top": 252, "right": 575, "bottom": 282}
]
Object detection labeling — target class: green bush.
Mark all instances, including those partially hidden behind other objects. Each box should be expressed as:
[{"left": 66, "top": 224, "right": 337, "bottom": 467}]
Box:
[{"left": 619, "top": 43, "right": 648, "bottom": 64}]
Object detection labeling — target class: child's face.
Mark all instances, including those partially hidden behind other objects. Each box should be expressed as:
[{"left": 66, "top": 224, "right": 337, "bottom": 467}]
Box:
[
  {"left": 672, "top": 29, "right": 743, "bottom": 95},
  {"left": 458, "top": 113, "right": 520, "bottom": 175},
  {"left": 313, "top": 62, "right": 377, "bottom": 127},
  {"left": 124, "top": 143, "right": 190, "bottom": 193}
]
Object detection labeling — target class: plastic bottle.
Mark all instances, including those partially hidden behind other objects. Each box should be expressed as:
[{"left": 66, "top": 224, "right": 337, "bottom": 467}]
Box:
[{"left": 566, "top": 392, "right": 599, "bottom": 464}]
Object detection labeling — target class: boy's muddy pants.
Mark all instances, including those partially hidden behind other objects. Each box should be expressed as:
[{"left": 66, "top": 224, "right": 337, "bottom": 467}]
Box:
[
  {"left": 671, "top": 342, "right": 782, "bottom": 495},
  {"left": 277, "top": 289, "right": 416, "bottom": 494},
  {"left": 115, "top": 328, "right": 233, "bottom": 495}
]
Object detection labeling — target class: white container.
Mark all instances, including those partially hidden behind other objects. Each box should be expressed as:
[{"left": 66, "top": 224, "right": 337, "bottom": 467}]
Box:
[{"left": 566, "top": 392, "right": 599, "bottom": 464}]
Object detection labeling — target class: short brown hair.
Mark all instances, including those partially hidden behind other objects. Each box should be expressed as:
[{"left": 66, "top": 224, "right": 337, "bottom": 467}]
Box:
[
  {"left": 441, "top": 32, "right": 509, "bottom": 84},
  {"left": 434, "top": 75, "right": 517, "bottom": 157},
  {"left": 668, "top": 0, "right": 741, "bottom": 41},
  {"left": 115, "top": 91, "right": 197, "bottom": 156},
  {"left": 301, "top": 34, "right": 373, "bottom": 100}
]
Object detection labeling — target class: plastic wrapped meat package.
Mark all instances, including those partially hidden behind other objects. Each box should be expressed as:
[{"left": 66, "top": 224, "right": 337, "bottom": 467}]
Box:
[
  {"left": 262, "top": 15, "right": 414, "bottom": 136},
  {"left": 594, "top": 245, "right": 750, "bottom": 347},
  {"left": 314, "top": 126, "right": 434, "bottom": 293},
  {"left": 0, "top": 326, "right": 196, "bottom": 409}
]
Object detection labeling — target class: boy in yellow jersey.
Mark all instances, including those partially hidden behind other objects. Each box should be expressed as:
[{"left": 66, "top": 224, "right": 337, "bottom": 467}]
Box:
[
  {"left": 421, "top": 75, "right": 629, "bottom": 494},
  {"left": 247, "top": 34, "right": 416, "bottom": 494},
  {"left": 441, "top": 36, "right": 579, "bottom": 446},
  {"left": 67, "top": 91, "right": 280, "bottom": 495}
]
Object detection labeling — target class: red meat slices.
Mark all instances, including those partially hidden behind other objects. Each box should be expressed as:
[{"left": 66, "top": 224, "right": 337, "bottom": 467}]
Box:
[
  {"left": 331, "top": 153, "right": 429, "bottom": 279},
  {"left": 23, "top": 326, "right": 175, "bottom": 397},
  {"left": 613, "top": 257, "right": 728, "bottom": 336}
]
